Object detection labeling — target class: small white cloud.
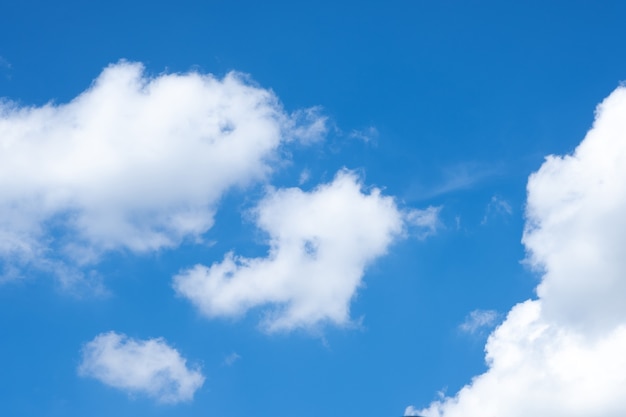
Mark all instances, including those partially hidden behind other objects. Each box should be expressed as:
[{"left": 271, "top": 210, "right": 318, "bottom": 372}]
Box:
[
  {"left": 405, "top": 206, "right": 442, "bottom": 239},
  {"left": 411, "top": 162, "right": 501, "bottom": 200},
  {"left": 223, "top": 352, "right": 241, "bottom": 366},
  {"left": 481, "top": 195, "right": 512, "bottom": 225},
  {"left": 407, "top": 86, "right": 626, "bottom": 417},
  {"left": 348, "top": 126, "right": 379, "bottom": 143},
  {"left": 0, "top": 61, "right": 325, "bottom": 286},
  {"left": 78, "top": 331, "right": 205, "bottom": 404},
  {"left": 298, "top": 168, "right": 311, "bottom": 185},
  {"left": 286, "top": 106, "right": 328, "bottom": 144},
  {"left": 174, "top": 170, "right": 407, "bottom": 332},
  {"left": 459, "top": 309, "right": 500, "bottom": 334}
]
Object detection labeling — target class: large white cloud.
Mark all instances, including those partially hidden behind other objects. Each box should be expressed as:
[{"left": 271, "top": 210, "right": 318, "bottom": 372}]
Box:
[
  {"left": 524, "top": 87, "right": 626, "bottom": 333},
  {"left": 0, "top": 61, "right": 325, "bottom": 281},
  {"left": 406, "top": 86, "right": 626, "bottom": 417},
  {"left": 174, "top": 170, "right": 438, "bottom": 332},
  {"left": 78, "top": 331, "right": 205, "bottom": 404}
]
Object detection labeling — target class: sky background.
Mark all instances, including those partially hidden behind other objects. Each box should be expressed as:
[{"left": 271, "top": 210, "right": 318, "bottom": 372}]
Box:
[{"left": 2, "top": 1, "right": 626, "bottom": 417}]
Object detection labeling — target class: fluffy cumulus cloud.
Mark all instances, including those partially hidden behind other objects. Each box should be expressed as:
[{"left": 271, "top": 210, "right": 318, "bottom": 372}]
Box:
[
  {"left": 406, "top": 86, "right": 626, "bottom": 417},
  {"left": 0, "top": 61, "right": 325, "bottom": 282},
  {"left": 174, "top": 170, "right": 436, "bottom": 332},
  {"left": 78, "top": 331, "right": 205, "bottom": 404}
]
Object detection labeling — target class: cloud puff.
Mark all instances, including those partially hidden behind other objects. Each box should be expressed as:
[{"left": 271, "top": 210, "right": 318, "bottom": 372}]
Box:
[
  {"left": 78, "top": 331, "right": 205, "bottom": 404},
  {"left": 459, "top": 309, "right": 499, "bottom": 334},
  {"left": 348, "top": 126, "right": 379, "bottom": 143},
  {"left": 481, "top": 195, "right": 512, "bottom": 225},
  {"left": 405, "top": 206, "right": 442, "bottom": 239},
  {"left": 174, "top": 170, "right": 432, "bottom": 332},
  {"left": 406, "top": 86, "right": 626, "bottom": 417},
  {"left": 0, "top": 61, "right": 325, "bottom": 282},
  {"left": 223, "top": 352, "right": 241, "bottom": 366}
]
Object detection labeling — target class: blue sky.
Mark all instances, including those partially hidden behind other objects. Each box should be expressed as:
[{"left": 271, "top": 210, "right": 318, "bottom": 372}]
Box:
[{"left": 2, "top": 1, "right": 626, "bottom": 416}]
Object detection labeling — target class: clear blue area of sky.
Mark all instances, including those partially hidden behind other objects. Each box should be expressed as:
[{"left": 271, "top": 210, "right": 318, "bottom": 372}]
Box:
[{"left": 1, "top": 1, "right": 626, "bottom": 416}]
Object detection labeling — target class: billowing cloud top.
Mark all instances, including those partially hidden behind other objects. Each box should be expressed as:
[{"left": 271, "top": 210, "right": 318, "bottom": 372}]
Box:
[
  {"left": 406, "top": 86, "right": 626, "bottom": 417},
  {"left": 524, "top": 86, "right": 626, "bottom": 332},
  {"left": 174, "top": 170, "right": 414, "bottom": 332},
  {"left": 0, "top": 61, "right": 325, "bottom": 280},
  {"left": 78, "top": 332, "right": 205, "bottom": 404}
]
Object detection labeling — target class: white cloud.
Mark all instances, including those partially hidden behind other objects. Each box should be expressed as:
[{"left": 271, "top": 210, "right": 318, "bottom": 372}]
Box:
[
  {"left": 524, "top": 88, "right": 626, "bottom": 333},
  {"left": 459, "top": 309, "right": 499, "bottom": 334},
  {"left": 410, "top": 162, "right": 502, "bottom": 200},
  {"left": 0, "top": 61, "right": 324, "bottom": 283},
  {"left": 406, "top": 206, "right": 442, "bottom": 239},
  {"left": 481, "top": 195, "right": 512, "bottom": 225},
  {"left": 78, "top": 331, "right": 205, "bottom": 404},
  {"left": 223, "top": 352, "right": 241, "bottom": 366},
  {"left": 348, "top": 126, "right": 379, "bottom": 143},
  {"left": 174, "top": 170, "right": 434, "bottom": 332},
  {"left": 406, "top": 86, "right": 626, "bottom": 417},
  {"left": 298, "top": 168, "right": 311, "bottom": 185}
]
